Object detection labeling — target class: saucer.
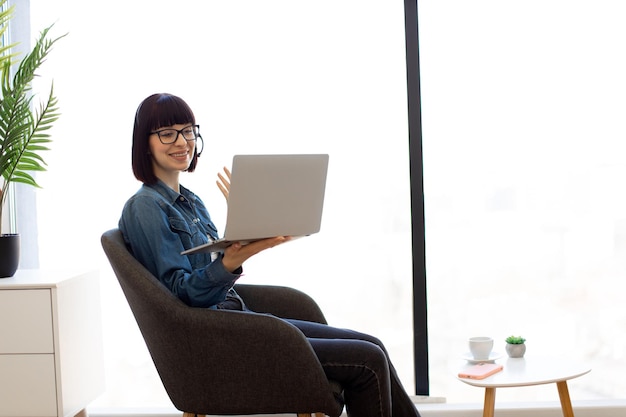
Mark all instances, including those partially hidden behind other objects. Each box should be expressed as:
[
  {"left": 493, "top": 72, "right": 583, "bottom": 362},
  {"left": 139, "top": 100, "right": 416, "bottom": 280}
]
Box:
[{"left": 462, "top": 352, "right": 502, "bottom": 364}]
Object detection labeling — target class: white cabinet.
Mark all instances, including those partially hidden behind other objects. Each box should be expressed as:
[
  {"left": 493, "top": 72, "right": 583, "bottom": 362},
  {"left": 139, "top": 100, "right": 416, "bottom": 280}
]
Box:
[{"left": 0, "top": 270, "right": 105, "bottom": 417}]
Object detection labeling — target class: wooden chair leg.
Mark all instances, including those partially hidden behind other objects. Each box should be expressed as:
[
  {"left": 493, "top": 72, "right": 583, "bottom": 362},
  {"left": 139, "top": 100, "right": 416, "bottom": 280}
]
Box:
[{"left": 182, "top": 413, "right": 206, "bottom": 417}]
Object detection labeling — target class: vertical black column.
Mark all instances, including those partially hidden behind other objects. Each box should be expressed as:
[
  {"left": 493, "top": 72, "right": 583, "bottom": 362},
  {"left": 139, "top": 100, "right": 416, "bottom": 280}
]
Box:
[{"left": 403, "top": 0, "right": 429, "bottom": 396}]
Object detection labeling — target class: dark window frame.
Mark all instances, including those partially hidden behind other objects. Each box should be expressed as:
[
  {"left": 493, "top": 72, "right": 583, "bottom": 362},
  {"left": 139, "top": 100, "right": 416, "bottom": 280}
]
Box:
[{"left": 403, "top": 0, "right": 429, "bottom": 396}]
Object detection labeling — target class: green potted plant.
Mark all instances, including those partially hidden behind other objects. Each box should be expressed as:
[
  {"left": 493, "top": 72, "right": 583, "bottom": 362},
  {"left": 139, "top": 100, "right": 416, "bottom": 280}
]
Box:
[
  {"left": 0, "top": 0, "right": 65, "bottom": 277},
  {"left": 505, "top": 335, "right": 526, "bottom": 358}
]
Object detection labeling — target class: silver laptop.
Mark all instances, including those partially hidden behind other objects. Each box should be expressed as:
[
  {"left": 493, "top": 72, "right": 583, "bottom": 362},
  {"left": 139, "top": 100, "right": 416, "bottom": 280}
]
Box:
[{"left": 181, "top": 154, "right": 329, "bottom": 255}]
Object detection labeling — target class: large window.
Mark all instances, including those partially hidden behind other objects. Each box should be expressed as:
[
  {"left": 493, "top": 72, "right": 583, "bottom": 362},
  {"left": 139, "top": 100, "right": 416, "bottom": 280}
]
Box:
[
  {"left": 28, "top": 0, "right": 414, "bottom": 408},
  {"left": 419, "top": 0, "right": 626, "bottom": 402}
]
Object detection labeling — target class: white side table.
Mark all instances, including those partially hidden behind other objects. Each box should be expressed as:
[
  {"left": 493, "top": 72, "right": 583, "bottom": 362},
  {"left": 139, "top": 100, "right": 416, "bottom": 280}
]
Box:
[
  {"left": 0, "top": 269, "right": 105, "bottom": 417},
  {"left": 458, "top": 357, "right": 591, "bottom": 417}
]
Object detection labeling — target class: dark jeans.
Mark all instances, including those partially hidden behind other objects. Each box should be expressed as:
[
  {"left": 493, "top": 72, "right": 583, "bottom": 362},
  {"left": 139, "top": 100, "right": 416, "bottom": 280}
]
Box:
[{"left": 286, "top": 319, "right": 421, "bottom": 417}]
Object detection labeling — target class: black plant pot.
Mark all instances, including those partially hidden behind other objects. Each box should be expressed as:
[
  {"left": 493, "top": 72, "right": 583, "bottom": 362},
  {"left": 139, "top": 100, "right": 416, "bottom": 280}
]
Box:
[{"left": 0, "top": 234, "right": 20, "bottom": 278}]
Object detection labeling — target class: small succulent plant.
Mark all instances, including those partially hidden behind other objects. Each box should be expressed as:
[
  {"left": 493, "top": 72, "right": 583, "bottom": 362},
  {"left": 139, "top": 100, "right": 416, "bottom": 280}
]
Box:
[{"left": 505, "top": 335, "right": 526, "bottom": 344}]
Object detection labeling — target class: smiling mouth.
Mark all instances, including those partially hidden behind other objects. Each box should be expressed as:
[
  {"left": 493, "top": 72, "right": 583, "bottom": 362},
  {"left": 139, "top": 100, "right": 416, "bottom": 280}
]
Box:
[{"left": 170, "top": 151, "right": 189, "bottom": 158}]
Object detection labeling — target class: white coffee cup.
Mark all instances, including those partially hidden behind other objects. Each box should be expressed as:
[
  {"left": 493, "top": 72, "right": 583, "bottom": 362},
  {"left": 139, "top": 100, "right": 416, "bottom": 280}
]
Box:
[{"left": 469, "top": 336, "right": 493, "bottom": 360}]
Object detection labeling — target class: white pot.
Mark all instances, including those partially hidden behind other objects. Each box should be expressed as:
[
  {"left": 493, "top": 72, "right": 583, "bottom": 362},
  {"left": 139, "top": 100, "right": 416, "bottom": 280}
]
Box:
[{"left": 505, "top": 343, "right": 526, "bottom": 358}]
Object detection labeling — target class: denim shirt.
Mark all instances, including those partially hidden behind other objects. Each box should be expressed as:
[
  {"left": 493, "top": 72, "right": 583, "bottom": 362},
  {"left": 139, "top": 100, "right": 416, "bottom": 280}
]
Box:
[{"left": 119, "top": 180, "right": 243, "bottom": 308}]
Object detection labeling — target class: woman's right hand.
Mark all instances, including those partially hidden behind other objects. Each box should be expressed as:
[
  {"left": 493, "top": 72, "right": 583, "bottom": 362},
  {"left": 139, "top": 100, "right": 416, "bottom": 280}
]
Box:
[
  {"left": 221, "top": 236, "right": 291, "bottom": 273},
  {"left": 216, "top": 166, "right": 231, "bottom": 202}
]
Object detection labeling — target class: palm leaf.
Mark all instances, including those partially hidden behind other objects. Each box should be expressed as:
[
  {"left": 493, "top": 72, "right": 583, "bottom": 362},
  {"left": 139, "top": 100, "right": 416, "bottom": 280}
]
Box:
[{"left": 0, "top": 0, "right": 66, "bottom": 234}]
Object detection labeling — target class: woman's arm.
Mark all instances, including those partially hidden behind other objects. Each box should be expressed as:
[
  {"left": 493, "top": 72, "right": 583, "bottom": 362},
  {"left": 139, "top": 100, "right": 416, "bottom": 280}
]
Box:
[{"left": 119, "top": 193, "right": 239, "bottom": 308}]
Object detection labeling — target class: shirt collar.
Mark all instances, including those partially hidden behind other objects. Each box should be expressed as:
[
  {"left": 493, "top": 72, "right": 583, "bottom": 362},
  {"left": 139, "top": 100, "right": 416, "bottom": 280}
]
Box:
[{"left": 147, "top": 180, "right": 197, "bottom": 205}]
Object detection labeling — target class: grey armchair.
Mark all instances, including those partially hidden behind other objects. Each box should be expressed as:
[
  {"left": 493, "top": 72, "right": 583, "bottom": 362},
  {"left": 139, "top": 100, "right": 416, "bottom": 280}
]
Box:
[{"left": 101, "top": 228, "right": 343, "bottom": 417}]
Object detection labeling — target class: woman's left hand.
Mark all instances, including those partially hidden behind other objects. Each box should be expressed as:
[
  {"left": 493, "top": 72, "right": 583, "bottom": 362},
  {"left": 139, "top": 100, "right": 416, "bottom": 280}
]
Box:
[
  {"left": 221, "top": 236, "right": 292, "bottom": 272},
  {"left": 216, "top": 166, "right": 231, "bottom": 201}
]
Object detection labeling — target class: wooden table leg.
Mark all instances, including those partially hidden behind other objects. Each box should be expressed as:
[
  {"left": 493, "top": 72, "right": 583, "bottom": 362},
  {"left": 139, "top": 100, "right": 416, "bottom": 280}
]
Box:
[
  {"left": 74, "top": 409, "right": 87, "bottom": 417},
  {"left": 556, "top": 380, "right": 575, "bottom": 417},
  {"left": 483, "top": 387, "right": 496, "bottom": 417}
]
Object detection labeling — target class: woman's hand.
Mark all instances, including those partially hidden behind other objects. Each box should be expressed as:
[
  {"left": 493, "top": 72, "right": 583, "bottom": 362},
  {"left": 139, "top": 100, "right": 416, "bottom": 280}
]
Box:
[
  {"left": 221, "top": 236, "right": 291, "bottom": 272},
  {"left": 216, "top": 167, "right": 231, "bottom": 202}
]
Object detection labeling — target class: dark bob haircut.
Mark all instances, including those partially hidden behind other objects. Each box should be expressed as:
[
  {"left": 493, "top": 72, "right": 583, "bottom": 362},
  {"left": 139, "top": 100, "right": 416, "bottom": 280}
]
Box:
[{"left": 132, "top": 93, "right": 200, "bottom": 184}]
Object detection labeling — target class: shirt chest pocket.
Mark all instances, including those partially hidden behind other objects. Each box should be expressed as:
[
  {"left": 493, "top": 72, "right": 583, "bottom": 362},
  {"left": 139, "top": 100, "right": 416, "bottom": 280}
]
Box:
[{"left": 169, "top": 217, "right": 207, "bottom": 250}]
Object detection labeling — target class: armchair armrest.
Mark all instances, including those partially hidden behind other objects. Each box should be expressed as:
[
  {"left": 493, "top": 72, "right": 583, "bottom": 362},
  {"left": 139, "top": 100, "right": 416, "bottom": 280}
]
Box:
[{"left": 235, "top": 283, "right": 328, "bottom": 324}]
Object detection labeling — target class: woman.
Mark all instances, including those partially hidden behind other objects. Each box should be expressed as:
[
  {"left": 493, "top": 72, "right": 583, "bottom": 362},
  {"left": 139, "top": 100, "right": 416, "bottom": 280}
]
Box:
[{"left": 119, "top": 93, "right": 421, "bottom": 417}]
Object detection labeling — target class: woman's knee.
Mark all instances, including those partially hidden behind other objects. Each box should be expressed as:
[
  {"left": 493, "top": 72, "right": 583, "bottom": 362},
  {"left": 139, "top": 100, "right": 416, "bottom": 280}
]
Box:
[{"left": 353, "top": 339, "right": 390, "bottom": 374}]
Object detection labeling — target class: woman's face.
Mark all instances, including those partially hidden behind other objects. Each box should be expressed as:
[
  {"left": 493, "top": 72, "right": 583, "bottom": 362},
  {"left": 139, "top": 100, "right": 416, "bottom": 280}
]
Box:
[{"left": 148, "top": 123, "right": 197, "bottom": 180}]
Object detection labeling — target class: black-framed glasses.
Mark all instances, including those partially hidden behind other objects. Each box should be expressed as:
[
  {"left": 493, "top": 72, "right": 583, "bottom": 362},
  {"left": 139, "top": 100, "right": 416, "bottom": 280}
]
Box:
[{"left": 151, "top": 125, "right": 200, "bottom": 144}]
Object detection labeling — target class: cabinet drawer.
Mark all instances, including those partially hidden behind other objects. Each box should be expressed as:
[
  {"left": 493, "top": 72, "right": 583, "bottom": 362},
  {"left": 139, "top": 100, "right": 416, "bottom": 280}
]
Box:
[
  {"left": 0, "top": 289, "right": 54, "bottom": 353},
  {"left": 0, "top": 354, "right": 57, "bottom": 416}
]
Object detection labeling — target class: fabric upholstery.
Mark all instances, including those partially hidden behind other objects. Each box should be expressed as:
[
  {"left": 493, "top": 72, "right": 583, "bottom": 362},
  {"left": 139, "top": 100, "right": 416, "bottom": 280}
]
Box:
[
  {"left": 101, "top": 228, "right": 343, "bottom": 417},
  {"left": 235, "top": 284, "right": 328, "bottom": 324}
]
